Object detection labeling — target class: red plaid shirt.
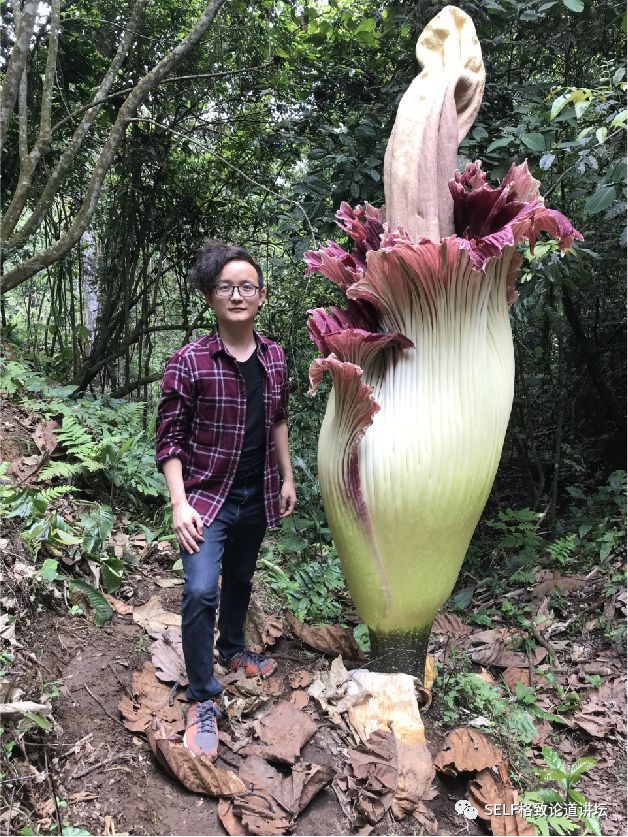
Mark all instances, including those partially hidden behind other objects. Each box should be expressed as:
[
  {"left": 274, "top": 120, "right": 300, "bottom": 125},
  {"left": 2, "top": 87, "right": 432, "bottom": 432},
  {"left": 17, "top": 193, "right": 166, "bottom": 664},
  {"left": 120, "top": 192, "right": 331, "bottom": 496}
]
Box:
[{"left": 156, "top": 329, "right": 289, "bottom": 527}]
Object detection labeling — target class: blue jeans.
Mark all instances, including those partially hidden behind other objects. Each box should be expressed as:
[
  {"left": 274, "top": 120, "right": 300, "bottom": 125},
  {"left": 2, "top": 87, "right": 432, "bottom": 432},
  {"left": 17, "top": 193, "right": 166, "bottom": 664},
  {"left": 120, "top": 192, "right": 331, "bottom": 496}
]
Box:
[{"left": 181, "top": 473, "right": 266, "bottom": 701}]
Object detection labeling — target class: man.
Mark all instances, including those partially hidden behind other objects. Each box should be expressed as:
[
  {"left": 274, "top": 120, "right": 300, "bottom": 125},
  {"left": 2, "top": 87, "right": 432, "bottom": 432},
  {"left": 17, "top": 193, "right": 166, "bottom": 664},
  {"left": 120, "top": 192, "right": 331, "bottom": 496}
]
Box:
[{"left": 156, "top": 240, "right": 296, "bottom": 757}]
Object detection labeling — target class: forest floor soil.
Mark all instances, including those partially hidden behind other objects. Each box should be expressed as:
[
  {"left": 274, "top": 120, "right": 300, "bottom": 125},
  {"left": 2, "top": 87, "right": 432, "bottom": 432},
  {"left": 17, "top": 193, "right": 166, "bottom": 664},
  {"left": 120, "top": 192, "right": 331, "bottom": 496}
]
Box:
[
  {"left": 8, "top": 544, "right": 627, "bottom": 837},
  {"left": 15, "top": 568, "right": 479, "bottom": 837},
  {"left": 2, "top": 394, "right": 626, "bottom": 837}
]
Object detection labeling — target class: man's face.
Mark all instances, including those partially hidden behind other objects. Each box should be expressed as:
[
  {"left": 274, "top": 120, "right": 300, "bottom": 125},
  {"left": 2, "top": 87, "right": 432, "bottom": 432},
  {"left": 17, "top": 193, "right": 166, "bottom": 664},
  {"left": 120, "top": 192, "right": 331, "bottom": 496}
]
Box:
[{"left": 204, "top": 260, "right": 266, "bottom": 326}]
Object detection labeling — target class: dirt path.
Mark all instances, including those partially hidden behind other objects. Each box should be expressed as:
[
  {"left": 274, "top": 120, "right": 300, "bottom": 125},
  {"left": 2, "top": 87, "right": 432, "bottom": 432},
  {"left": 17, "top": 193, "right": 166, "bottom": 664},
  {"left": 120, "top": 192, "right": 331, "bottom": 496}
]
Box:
[
  {"left": 9, "top": 551, "right": 627, "bottom": 837},
  {"left": 19, "top": 560, "right": 480, "bottom": 837}
]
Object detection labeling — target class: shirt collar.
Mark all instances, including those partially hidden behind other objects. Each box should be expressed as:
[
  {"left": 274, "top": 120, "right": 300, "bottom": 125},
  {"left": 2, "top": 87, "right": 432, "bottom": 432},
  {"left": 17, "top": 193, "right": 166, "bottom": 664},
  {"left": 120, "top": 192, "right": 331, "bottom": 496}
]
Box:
[{"left": 206, "top": 328, "right": 270, "bottom": 358}]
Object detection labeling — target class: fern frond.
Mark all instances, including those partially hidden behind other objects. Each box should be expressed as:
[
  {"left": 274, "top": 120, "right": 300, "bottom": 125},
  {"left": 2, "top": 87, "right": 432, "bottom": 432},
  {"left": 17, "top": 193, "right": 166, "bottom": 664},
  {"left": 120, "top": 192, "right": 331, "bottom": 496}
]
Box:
[
  {"left": 38, "top": 461, "right": 86, "bottom": 481},
  {"left": 55, "top": 415, "right": 98, "bottom": 460},
  {"left": 81, "top": 459, "right": 105, "bottom": 472},
  {"left": 547, "top": 533, "right": 579, "bottom": 565},
  {"left": 35, "top": 485, "right": 76, "bottom": 505}
]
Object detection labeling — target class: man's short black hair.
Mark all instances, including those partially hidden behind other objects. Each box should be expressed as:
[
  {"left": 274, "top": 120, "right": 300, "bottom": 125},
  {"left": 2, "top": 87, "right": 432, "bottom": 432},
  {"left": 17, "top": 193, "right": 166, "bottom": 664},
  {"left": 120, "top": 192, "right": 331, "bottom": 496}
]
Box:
[{"left": 188, "top": 239, "right": 264, "bottom": 295}]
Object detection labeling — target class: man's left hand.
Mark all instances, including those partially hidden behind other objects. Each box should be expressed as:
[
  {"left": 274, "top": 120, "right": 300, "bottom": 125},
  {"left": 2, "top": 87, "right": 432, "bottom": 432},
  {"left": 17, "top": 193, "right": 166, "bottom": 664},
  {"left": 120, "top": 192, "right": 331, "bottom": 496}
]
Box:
[{"left": 279, "top": 480, "right": 297, "bottom": 517}]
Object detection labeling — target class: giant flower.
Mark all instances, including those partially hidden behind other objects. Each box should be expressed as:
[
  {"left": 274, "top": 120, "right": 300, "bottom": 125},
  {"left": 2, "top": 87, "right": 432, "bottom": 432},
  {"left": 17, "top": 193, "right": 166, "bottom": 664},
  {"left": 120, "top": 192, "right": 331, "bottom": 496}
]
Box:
[{"left": 306, "top": 151, "right": 581, "bottom": 677}]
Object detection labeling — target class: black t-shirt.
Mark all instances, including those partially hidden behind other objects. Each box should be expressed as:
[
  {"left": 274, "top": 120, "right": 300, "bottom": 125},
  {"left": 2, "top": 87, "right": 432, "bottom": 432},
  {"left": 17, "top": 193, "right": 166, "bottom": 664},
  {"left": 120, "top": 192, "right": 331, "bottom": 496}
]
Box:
[{"left": 235, "top": 350, "right": 266, "bottom": 475}]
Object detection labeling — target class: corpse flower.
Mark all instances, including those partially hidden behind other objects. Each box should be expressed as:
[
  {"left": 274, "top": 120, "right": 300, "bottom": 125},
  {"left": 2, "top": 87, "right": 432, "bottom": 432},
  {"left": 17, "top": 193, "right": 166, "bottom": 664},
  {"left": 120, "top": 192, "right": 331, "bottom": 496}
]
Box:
[{"left": 306, "top": 6, "right": 582, "bottom": 681}]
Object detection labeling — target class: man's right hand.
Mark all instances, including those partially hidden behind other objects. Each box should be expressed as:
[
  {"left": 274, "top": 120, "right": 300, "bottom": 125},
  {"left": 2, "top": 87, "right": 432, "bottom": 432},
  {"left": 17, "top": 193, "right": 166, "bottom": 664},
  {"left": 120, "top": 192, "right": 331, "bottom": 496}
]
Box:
[{"left": 172, "top": 500, "right": 204, "bottom": 553}]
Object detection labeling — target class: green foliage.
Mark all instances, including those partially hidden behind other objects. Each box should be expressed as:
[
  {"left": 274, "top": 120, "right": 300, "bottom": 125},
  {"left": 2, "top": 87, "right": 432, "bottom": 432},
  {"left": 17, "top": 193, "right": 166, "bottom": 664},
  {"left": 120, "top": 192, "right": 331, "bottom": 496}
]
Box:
[
  {"left": 259, "top": 516, "right": 346, "bottom": 623},
  {"left": 353, "top": 623, "right": 371, "bottom": 652},
  {"left": 546, "top": 533, "right": 578, "bottom": 566},
  {"left": 465, "top": 472, "right": 627, "bottom": 595},
  {"left": 2, "top": 357, "right": 167, "bottom": 509},
  {"left": 68, "top": 580, "right": 113, "bottom": 627},
  {"left": 485, "top": 508, "right": 544, "bottom": 571},
  {"left": 522, "top": 747, "right": 601, "bottom": 836},
  {"left": 437, "top": 652, "right": 543, "bottom": 747},
  {"left": 560, "top": 471, "right": 627, "bottom": 564}
]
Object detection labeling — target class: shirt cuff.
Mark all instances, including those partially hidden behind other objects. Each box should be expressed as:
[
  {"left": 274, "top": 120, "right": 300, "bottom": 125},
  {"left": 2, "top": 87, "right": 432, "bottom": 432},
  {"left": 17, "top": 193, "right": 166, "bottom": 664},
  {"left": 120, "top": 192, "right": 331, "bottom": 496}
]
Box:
[{"left": 156, "top": 445, "right": 188, "bottom": 471}]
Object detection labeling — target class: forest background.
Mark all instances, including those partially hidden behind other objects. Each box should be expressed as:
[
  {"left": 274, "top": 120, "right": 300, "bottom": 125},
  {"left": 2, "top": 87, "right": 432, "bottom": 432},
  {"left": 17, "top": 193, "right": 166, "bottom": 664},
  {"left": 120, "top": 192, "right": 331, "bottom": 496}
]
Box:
[
  {"left": 0, "top": 0, "right": 626, "bottom": 833},
  {"left": 2, "top": 0, "right": 626, "bottom": 508},
  {"left": 1, "top": 0, "right": 627, "bottom": 703}
]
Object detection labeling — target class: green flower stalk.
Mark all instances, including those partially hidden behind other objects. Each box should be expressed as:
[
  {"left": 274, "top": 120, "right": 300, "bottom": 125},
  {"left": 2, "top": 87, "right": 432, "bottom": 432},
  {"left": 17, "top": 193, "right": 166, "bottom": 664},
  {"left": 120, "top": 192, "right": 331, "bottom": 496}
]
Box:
[{"left": 306, "top": 6, "right": 582, "bottom": 681}]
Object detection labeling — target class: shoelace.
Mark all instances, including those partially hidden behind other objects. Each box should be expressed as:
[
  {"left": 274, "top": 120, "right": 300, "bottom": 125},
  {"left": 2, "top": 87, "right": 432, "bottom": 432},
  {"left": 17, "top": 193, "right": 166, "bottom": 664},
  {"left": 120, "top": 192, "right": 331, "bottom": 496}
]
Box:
[
  {"left": 196, "top": 702, "right": 220, "bottom": 733},
  {"left": 234, "top": 650, "right": 267, "bottom": 666}
]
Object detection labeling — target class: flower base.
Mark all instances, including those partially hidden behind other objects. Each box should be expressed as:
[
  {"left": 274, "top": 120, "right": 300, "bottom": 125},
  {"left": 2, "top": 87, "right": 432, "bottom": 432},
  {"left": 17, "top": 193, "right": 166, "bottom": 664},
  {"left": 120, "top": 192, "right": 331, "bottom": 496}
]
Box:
[{"left": 368, "top": 625, "right": 432, "bottom": 683}]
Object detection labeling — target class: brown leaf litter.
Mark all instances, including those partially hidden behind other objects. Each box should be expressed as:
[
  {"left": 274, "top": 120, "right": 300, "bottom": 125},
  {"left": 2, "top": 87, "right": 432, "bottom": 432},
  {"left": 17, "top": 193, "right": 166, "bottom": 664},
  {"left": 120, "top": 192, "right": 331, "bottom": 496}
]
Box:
[
  {"left": 32, "top": 420, "right": 59, "bottom": 455},
  {"left": 431, "top": 612, "right": 472, "bottom": 638},
  {"left": 242, "top": 700, "right": 318, "bottom": 765},
  {"left": 244, "top": 596, "right": 283, "bottom": 653},
  {"left": 118, "top": 662, "right": 186, "bottom": 734},
  {"left": 149, "top": 628, "right": 188, "bottom": 686},
  {"left": 434, "top": 727, "right": 503, "bottom": 776},
  {"left": 132, "top": 595, "right": 182, "bottom": 637},
  {"left": 531, "top": 574, "right": 588, "bottom": 597},
  {"left": 218, "top": 754, "right": 333, "bottom": 836},
  {"left": 288, "top": 670, "right": 312, "bottom": 689},
  {"left": 471, "top": 641, "right": 547, "bottom": 669},
  {"left": 333, "top": 728, "right": 438, "bottom": 834},
  {"left": 285, "top": 610, "right": 365, "bottom": 659},
  {"left": 103, "top": 594, "right": 134, "bottom": 616},
  {"left": 147, "top": 722, "right": 245, "bottom": 797},
  {"left": 467, "top": 762, "right": 536, "bottom": 836},
  {"left": 307, "top": 656, "right": 371, "bottom": 727}
]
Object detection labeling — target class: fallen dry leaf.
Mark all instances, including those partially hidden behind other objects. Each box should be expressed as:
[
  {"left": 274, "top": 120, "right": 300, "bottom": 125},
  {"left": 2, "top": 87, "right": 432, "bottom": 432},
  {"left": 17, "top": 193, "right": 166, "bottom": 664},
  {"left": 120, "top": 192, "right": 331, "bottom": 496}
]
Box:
[
  {"left": 334, "top": 726, "right": 435, "bottom": 828},
  {"left": 155, "top": 577, "right": 184, "bottom": 588},
  {"left": 285, "top": 610, "right": 364, "bottom": 659},
  {"left": 132, "top": 595, "right": 181, "bottom": 638},
  {"left": 466, "top": 627, "right": 515, "bottom": 646},
  {"left": 245, "top": 596, "right": 283, "bottom": 653},
  {"left": 431, "top": 613, "right": 471, "bottom": 638},
  {"left": 243, "top": 700, "right": 318, "bottom": 765},
  {"left": 218, "top": 794, "right": 290, "bottom": 836},
  {"left": 290, "top": 689, "right": 309, "bottom": 710},
  {"left": 8, "top": 453, "right": 41, "bottom": 482},
  {"left": 289, "top": 669, "right": 313, "bottom": 689},
  {"left": 223, "top": 693, "right": 269, "bottom": 722},
  {"left": 118, "top": 662, "right": 186, "bottom": 734},
  {"left": 532, "top": 720, "right": 553, "bottom": 747},
  {"left": 0, "top": 614, "right": 16, "bottom": 647},
  {"left": 502, "top": 667, "right": 531, "bottom": 692},
  {"left": 467, "top": 763, "right": 536, "bottom": 835},
  {"left": 572, "top": 703, "right": 611, "bottom": 738},
  {"left": 308, "top": 656, "right": 369, "bottom": 726},
  {"left": 259, "top": 675, "right": 285, "bottom": 697},
  {"left": 147, "top": 727, "right": 245, "bottom": 796},
  {"left": 149, "top": 629, "right": 188, "bottom": 686},
  {"left": 217, "top": 800, "right": 246, "bottom": 836},
  {"left": 239, "top": 754, "right": 333, "bottom": 817},
  {"left": 471, "top": 643, "right": 547, "bottom": 669},
  {"left": 424, "top": 654, "right": 437, "bottom": 691},
  {"left": 103, "top": 594, "right": 133, "bottom": 616},
  {"left": 32, "top": 420, "right": 58, "bottom": 454},
  {"left": 434, "top": 728, "right": 503, "bottom": 776},
  {"left": 474, "top": 667, "right": 497, "bottom": 685},
  {"left": 412, "top": 801, "right": 439, "bottom": 835},
  {"left": 103, "top": 814, "right": 130, "bottom": 836},
  {"left": 111, "top": 531, "right": 131, "bottom": 559},
  {"left": 531, "top": 575, "right": 588, "bottom": 597},
  {"left": 333, "top": 729, "right": 397, "bottom": 827}
]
